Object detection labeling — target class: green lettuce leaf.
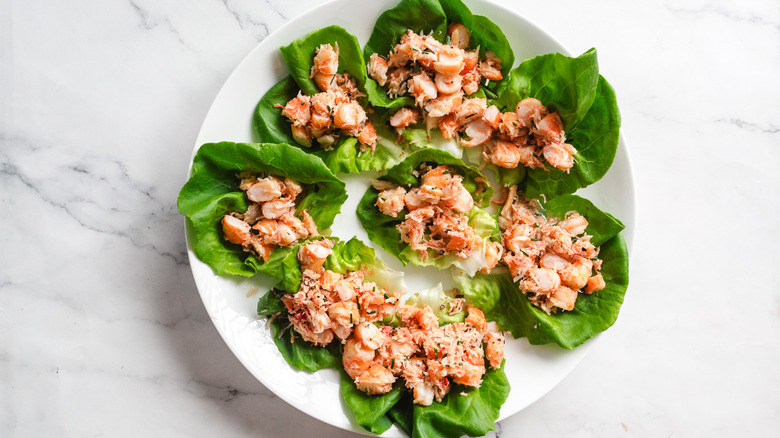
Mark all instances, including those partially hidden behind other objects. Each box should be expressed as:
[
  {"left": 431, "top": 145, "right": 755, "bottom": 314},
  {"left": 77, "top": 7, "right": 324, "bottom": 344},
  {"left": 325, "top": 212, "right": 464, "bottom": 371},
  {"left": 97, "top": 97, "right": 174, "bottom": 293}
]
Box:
[
  {"left": 402, "top": 127, "right": 461, "bottom": 158},
  {"left": 523, "top": 75, "right": 622, "bottom": 197},
  {"left": 455, "top": 195, "right": 629, "bottom": 348},
  {"left": 177, "top": 142, "right": 347, "bottom": 278},
  {"left": 257, "top": 237, "right": 409, "bottom": 420},
  {"left": 252, "top": 75, "right": 300, "bottom": 146},
  {"left": 491, "top": 50, "right": 621, "bottom": 196},
  {"left": 411, "top": 363, "right": 510, "bottom": 438},
  {"left": 436, "top": 0, "right": 514, "bottom": 94},
  {"left": 280, "top": 25, "right": 368, "bottom": 97},
  {"left": 386, "top": 394, "right": 414, "bottom": 436},
  {"left": 363, "top": 0, "right": 514, "bottom": 107},
  {"left": 257, "top": 288, "right": 287, "bottom": 316},
  {"left": 260, "top": 234, "right": 509, "bottom": 435},
  {"left": 269, "top": 317, "right": 341, "bottom": 372},
  {"left": 542, "top": 194, "right": 625, "bottom": 247},
  {"left": 374, "top": 148, "right": 492, "bottom": 204},
  {"left": 269, "top": 237, "right": 404, "bottom": 295},
  {"left": 257, "top": 289, "right": 340, "bottom": 371},
  {"left": 493, "top": 48, "right": 599, "bottom": 128},
  {"left": 363, "top": 0, "right": 447, "bottom": 109},
  {"left": 340, "top": 371, "right": 404, "bottom": 434},
  {"left": 364, "top": 0, "right": 447, "bottom": 62},
  {"left": 363, "top": 0, "right": 448, "bottom": 108},
  {"left": 323, "top": 136, "right": 406, "bottom": 175},
  {"left": 394, "top": 207, "right": 497, "bottom": 275},
  {"left": 357, "top": 149, "right": 496, "bottom": 271},
  {"left": 256, "top": 237, "right": 401, "bottom": 371},
  {"left": 342, "top": 362, "right": 509, "bottom": 437},
  {"left": 252, "top": 77, "right": 404, "bottom": 174},
  {"left": 253, "top": 26, "right": 406, "bottom": 174}
]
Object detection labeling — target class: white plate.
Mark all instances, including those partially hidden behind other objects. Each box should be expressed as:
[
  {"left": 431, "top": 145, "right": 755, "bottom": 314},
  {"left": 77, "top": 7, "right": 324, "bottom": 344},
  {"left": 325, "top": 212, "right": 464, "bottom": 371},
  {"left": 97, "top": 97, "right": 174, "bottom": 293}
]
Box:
[{"left": 186, "top": 0, "right": 635, "bottom": 435}]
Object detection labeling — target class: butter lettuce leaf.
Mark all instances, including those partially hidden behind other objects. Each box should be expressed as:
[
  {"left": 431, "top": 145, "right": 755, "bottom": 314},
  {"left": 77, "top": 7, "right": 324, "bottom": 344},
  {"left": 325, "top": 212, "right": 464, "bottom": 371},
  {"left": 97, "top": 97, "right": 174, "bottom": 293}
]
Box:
[
  {"left": 256, "top": 237, "right": 401, "bottom": 372},
  {"left": 252, "top": 75, "right": 300, "bottom": 146},
  {"left": 357, "top": 149, "right": 496, "bottom": 271},
  {"left": 253, "top": 76, "right": 405, "bottom": 174},
  {"left": 363, "top": 0, "right": 447, "bottom": 110},
  {"left": 257, "top": 287, "right": 341, "bottom": 372},
  {"left": 270, "top": 316, "right": 341, "bottom": 372},
  {"left": 402, "top": 283, "right": 466, "bottom": 324},
  {"left": 523, "top": 75, "right": 622, "bottom": 197},
  {"left": 253, "top": 26, "right": 405, "bottom": 173},
  {"left": 455, "top": 195, "right": 629, "bottom": 348},
  {"left": 340, "top": 371, "right": 404, "bottom": 434},
  {"left": 256, "top": 288, "right": 287, "bottom": 316},
  {"left": 394, "top": 207, "right": 496, "bottom": 275},
  {"left": 491, "top": 50, "right": 620, "bottom": 196},
  {"left": 364, "top": 0, "right": 447, "bottom": 62},
  {"left": 494, "top": 48, "right": 599, "bottom": 128},
  {"left": 400, "top": 124, "right": 462, "bottom": 158},
  {"left": 280, "top": 25, "right": 368, "bottom": 97},
  {"left": 342, "top": 362, "right": 509, "bottom": 437},
  {"left": 411, "top": 363, "right": 509, "bottom": 438},
  {"left": 436, "top": 0, "right": 514, "bottom": 95},
  {"left": 177, "top": 142, "right": 347, "bottom": 278},
  {"left": 270, "top": 237, "right": 405, "bottom": 294},
  {"left": 371, "top": 148, "right": 492, "bottom": 205},
  {"left": 387, "top": 395, "right": 414, "bottom": 436},
  {"left": 363, "top": 0, "right": 513, "bottom": 107}
]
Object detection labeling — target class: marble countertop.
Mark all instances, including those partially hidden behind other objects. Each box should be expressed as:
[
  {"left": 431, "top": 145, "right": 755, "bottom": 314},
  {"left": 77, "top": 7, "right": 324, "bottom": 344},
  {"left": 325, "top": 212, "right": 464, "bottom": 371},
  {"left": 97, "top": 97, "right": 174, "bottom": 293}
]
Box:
[{"left": 2, "top": 0, "right": 778, "bottom": 436}]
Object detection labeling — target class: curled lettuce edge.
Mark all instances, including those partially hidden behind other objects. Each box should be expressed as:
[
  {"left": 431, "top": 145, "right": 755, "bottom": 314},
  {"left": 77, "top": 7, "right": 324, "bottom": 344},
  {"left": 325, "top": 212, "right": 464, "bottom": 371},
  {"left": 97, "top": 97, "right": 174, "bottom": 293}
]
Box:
[
  {"left": 454, "top": 194, "right": 629, "bottom": 349},
  {"left": 177, "top": 142, "right": 347, "bottom": 278}
]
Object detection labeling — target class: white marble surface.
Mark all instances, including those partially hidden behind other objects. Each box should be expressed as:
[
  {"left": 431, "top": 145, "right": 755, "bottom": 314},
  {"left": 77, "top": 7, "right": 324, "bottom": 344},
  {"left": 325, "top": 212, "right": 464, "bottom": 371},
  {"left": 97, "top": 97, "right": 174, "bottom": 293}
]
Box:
[{"left": 2, "top": 0, "right": 779, "bottom": 436}]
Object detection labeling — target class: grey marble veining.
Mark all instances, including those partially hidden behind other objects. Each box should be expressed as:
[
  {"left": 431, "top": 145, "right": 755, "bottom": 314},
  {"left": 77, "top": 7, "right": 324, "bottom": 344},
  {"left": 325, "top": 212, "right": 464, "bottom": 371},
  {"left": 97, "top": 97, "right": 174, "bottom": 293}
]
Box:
[{"left": 2, "top": 0, "right": 779, "bottom": 437}]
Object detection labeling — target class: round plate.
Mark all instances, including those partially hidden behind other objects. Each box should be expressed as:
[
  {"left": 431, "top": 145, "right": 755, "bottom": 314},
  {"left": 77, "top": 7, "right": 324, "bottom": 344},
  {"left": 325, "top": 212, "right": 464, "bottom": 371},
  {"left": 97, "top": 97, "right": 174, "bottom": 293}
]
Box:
[{"left": 186, "top": 0, "right": 635, "bottom": 435}]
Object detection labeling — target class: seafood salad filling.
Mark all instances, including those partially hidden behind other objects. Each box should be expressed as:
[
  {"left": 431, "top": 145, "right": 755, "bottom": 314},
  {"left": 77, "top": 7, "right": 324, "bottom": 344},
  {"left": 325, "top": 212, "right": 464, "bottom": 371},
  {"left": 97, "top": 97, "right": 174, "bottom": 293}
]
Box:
[
  {"left": 481, "top": 97, "right": 576, "bottom": 172},
  {"left": 278, "top": 43, "right": 378, "bottom": 152},
  {"left": 221, "top": 173, "right": 319, "bottom": 262},
  {"left": 374, "top": 164, "right": 502, "bottom": 271},
  {"left": 281, "top": 240, "right": 505, "bottom": 406},
  {"left": 499, "top": 186, "right": 605, "bottom": 314},
  {"left": 367, "top": 26, "right": 504, "bottom": 143},
  {"left": 366, "top": 26, "right": 575, "bottom": 172}
]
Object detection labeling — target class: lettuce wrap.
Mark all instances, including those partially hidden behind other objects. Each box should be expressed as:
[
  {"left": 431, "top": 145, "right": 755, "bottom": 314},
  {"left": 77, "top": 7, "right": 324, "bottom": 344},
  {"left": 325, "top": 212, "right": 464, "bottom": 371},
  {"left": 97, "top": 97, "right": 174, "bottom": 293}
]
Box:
[
  {"left": 177, "top": 142, "right": 347, "bottom": 278},
  {"left": 489, "top": 49, "right": 622, "bottom": 196},
  {"left": 455, "top": 194, "right": 629, "bottom": 348},
  {"left": 256, "top": 237, "right": 403, "bottom": 371},
  {"left": 253, "top": 25, "right": 406, "bottom": 174},
  {"left": 360, "top": 0, "right": 515, "bottom": 157},
  {"left": 256, "top": 237, "right": 508, "bottom": 437},
  {"left": 363, "top": 0, "right": 514, "bottom": 110},
  {"left": 357, "top": 149, "right": 498, "bottom": 274},
  {"left": 255, "top": 237, "right": 401, "bottom": 433},
  {"left": 344, "top": 363, "right": 509, "bottom": 438}
]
